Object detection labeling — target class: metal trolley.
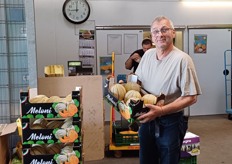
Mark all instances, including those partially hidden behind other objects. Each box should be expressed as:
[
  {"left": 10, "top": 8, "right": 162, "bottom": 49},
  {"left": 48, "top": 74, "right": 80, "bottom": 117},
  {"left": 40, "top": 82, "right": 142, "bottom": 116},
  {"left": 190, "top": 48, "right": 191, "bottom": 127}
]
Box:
[
  {"left": 223, "top": 49, "right": 232, "bottom": 120},
  {"left": 107, "top": 52, "right": 139, "bottom": 158},
  {"left": 108, "top": 107, "right": 140, "bottom": 158}
]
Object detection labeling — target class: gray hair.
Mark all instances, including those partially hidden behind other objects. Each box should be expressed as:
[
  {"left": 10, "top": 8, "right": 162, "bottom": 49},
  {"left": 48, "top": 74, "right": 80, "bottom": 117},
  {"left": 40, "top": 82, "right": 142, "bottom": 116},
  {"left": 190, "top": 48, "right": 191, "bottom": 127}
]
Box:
[{"left": 151, "top": 16, "right": 175, "bottom": 29}]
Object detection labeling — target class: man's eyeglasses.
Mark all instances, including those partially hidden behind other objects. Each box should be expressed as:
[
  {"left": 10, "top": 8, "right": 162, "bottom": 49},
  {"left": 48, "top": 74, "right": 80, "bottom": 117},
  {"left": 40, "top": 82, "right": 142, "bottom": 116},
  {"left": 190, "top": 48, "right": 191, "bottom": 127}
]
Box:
[{"left": 151, "top": 28, "right": 173, "bottom": 36}]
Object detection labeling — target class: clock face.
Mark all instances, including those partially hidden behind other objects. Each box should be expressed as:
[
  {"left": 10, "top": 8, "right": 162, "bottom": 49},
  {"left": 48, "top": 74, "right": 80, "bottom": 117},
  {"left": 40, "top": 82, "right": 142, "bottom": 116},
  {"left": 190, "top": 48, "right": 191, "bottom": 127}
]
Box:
[{"left": 63, "top": 0, "right": 90, "bottom": 24}]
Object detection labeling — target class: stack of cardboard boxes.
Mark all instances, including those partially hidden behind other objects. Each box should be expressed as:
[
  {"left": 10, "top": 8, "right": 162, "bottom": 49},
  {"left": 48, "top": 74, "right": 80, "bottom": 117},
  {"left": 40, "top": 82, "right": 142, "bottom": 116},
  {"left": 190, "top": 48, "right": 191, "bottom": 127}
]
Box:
[{"left": 19, "top": 88, "right": 82, "bottom": 163}]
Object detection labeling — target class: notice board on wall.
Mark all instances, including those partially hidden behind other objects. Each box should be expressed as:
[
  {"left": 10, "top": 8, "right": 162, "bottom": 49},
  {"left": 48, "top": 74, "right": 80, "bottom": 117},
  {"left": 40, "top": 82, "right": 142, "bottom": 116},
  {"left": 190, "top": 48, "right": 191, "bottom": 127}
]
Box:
[{"left": 75, "top": 20, "right": 96, "bottom": 74}]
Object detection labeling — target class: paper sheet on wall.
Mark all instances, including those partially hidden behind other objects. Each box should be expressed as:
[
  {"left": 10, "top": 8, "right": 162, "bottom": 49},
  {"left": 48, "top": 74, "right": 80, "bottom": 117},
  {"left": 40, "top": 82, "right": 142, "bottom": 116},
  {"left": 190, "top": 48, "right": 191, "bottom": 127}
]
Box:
[
  {"left": 107, "top": 34, "right": 122, "bottom": 55},
  {"left": 80, "top": 56, "right": 95, "bottom": 66},
  {"left": 124, "top": 34, "right": 138, "bottom": 54},
  {"left": 79, "top": 48, "right": 95, "bottom": 57},
  {"left": 79, "top": 39, "right": 95, "bottom": 48}
]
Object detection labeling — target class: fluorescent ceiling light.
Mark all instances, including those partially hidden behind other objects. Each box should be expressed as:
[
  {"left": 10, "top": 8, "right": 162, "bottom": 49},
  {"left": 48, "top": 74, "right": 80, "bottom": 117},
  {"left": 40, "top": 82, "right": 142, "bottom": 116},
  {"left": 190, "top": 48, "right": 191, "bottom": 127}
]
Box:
[
  {"left": 181, "top": 0, "right": 232, "bottom": 1},
  {"left": 181, "top": 0, "right": 232, "bottom": 7}
]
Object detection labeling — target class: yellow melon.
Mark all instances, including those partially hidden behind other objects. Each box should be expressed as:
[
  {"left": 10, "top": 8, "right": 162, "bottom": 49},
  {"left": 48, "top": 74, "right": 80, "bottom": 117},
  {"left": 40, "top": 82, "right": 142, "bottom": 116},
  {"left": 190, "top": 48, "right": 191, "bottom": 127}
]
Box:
[
  {"left": 124, "top": 90, "right": 141, "bottom": 103},
  {"left": 30, "top": 95, "right": 49, "bottom": 103},
  {"left": 110, "top": 83, "right": 126, "bottom": 101},
  {"left": 46, "top": 96, "right": 62, "bottom": 103},
  {"left": 124, "top": 82, "right": 141, "bottom": 92},
  {"left": 141, "top": 94, "right": 157, "bottom": 105}
]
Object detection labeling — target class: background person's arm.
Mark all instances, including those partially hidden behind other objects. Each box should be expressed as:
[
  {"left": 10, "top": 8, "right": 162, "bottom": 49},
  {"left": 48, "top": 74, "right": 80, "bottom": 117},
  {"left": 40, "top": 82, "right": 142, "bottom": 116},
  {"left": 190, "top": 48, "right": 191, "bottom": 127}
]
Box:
[
  {"left": 125, "top": 53, "right": 141, "bottom": 70},
  {"left": 125, "top": 56, "right": 133, "bottom": 70}
]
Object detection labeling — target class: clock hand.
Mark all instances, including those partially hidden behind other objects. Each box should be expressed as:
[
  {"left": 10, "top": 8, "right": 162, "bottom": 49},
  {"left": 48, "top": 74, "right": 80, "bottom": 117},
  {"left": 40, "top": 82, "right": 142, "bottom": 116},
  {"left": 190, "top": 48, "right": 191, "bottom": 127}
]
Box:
[
  {"left": 75, "top": 1, "right": 79, "bottom": 12},
  {"left": 68, "top": 9, "right": 76, "bottom": 11}
]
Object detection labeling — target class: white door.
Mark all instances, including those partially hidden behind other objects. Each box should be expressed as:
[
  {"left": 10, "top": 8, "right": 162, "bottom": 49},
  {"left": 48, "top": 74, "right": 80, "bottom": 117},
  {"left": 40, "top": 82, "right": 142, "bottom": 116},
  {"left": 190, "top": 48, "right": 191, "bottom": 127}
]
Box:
[
  {"left": 188, "top": 29, "right": 231, "bottom": 115},
  {"left": 96, "top": 30, "right": 144, "bottom": 77}
]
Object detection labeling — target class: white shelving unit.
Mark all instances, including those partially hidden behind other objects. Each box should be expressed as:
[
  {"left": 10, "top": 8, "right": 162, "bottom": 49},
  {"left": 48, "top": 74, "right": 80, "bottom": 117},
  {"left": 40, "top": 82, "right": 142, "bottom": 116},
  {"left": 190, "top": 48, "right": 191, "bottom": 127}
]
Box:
[{"left": 224, "top": 49, "right": 232, "bottom": 119}]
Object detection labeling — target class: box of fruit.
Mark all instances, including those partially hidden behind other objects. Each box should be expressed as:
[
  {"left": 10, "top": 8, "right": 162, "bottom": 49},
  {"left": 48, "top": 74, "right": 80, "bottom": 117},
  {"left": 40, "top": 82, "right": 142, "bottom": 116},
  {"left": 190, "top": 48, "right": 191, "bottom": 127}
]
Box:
[
  {"left": 22, "top": 143, "right": 82, "bottom": 164},
  {"left": 20, "top": 90, "right": 81, "bottom": 119},
  {"left": 22, "top": 117, "right": 81, "bottom": 145},
  {"left": 103, "top": 76, "right": 165, "bottom": 123}
]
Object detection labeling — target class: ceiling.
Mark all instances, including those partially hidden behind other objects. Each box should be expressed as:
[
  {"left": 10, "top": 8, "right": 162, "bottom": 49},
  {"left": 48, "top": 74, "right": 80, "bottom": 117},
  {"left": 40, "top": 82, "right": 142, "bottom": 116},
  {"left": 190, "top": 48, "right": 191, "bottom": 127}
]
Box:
[{"left": 88, "top": 0, "right": 180, "bottom": 1}]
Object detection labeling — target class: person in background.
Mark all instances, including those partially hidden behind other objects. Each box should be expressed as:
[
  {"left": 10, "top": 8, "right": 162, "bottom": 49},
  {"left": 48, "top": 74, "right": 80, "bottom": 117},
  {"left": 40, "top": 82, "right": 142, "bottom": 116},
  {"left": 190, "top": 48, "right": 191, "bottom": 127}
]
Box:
[
  {"left": 125, "top": 38, "right": 153, "bottom": 73},
  {"left": 135, "top": 16, "right": 202, "bottom": 164}
]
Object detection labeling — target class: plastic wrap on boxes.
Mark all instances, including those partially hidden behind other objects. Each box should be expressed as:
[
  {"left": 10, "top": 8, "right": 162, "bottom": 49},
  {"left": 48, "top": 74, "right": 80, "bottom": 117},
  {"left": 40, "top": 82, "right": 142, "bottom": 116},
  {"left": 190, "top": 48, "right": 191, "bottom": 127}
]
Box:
[{"left": 44, "top": 65, "right": 64, "bottom": 77}]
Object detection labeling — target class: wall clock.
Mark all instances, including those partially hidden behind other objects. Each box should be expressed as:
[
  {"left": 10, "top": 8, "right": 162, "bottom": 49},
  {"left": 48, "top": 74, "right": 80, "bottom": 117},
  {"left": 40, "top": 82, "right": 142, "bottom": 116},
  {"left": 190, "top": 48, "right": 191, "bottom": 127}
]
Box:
[{"left": 62, "top": 0, "right": 90, "bottom": 24}]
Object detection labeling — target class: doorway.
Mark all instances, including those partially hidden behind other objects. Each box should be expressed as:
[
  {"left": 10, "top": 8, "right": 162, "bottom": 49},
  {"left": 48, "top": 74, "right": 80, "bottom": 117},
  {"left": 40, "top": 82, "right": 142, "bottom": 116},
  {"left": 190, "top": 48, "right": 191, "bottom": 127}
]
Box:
[{"left": 188, "top": 28, "right": 232, "bottom": 115}]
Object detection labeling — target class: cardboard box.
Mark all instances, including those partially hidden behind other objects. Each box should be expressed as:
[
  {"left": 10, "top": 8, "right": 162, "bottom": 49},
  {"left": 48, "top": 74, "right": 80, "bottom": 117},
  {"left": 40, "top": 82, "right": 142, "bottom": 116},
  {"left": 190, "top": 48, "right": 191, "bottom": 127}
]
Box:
[
  {"left": 0, "top": 123, "right": 17, "bottom": 164},
  {"left": 20, "top": 90, "right": 81, "bottom": 119},
  {"left": 181, "top": 132, "right": 200, "bottom": 157},
  {"left": 22, "top": 143, "right": 82, "bottom": 163},
  {"left": 21, "top": 118, "right": 81, "bottom": 145},
  {"left": 38, "top": 76, "right": 104, "bottom": 161}
]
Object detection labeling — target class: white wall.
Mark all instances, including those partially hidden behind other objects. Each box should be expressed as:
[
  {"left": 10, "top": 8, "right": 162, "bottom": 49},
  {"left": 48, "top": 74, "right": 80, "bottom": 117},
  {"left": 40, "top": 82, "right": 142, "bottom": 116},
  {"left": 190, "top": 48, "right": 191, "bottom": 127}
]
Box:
[
  {"left": 34, "top": 0, "right": 232, "bottom": 77},
  {"left": 88, "top": 1, "right": 232, "bottom": 25},
  {"left": 35, "top": 0, "right": 79, "bottom": 77}
]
